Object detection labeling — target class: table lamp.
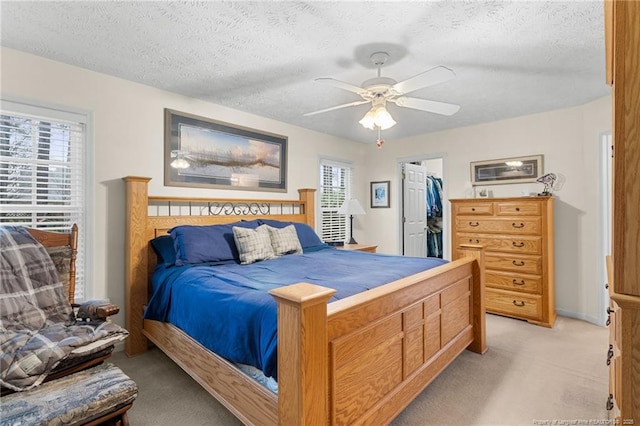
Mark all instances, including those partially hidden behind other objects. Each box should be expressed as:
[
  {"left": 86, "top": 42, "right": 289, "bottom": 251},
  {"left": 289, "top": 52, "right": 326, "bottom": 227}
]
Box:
[{"left": 337, "top": 198, "right": 366, "bottom": 244}]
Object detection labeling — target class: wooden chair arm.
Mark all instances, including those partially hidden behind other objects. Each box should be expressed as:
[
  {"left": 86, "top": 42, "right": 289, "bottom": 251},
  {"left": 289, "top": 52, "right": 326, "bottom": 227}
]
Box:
[{"left": 74, "top": 301, "right": 120, "bottom": 321}]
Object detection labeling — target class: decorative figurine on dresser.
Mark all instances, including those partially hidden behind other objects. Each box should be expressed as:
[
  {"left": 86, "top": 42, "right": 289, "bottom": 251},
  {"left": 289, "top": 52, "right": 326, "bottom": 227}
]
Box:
[{"left": 450, "top": 196, "right": 555, "bottom": 327}]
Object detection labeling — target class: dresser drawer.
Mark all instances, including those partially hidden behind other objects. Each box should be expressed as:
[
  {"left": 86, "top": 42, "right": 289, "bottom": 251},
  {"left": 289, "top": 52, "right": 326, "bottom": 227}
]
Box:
[
  {"left": 495, "top": 201, "right": 541, "bottom": 216},
  {"left": 486, "top": 288, "right": 542, "bottom": 320},
  {"left": 485, "top": 271, "right": 542, "bottom": 294},
  {"left": 485, "top": 253, "right": 542, "bottom": 275},
  {"left": 457, "top": 233, "right": 542, "bottom": 255},
  {"left": 455, "top": 217, "right": 541, "bottom": 235},
  {"left": 454, "top": 202, "right": 494, "bottom": 216}
]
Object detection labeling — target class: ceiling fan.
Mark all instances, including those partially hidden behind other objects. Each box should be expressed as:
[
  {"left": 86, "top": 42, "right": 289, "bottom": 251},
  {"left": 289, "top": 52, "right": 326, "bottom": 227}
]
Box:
[{"left": 304, "top": 52, "right": 461, "bottom": 131}]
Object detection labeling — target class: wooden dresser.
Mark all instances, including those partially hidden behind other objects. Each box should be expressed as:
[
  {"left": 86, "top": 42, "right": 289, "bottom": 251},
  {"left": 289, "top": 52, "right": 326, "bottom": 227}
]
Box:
[
  {"left": 604, "top": 0, "right": 640, "bottom": 422},
  {"left": 450, "top": 197, "right": 555, "bottom": 327}
]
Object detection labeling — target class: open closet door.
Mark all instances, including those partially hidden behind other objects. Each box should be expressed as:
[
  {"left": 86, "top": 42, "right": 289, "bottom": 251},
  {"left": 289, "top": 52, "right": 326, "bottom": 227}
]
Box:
[{"left": 402, "top": 163, "right": 427, "bottom": 257}]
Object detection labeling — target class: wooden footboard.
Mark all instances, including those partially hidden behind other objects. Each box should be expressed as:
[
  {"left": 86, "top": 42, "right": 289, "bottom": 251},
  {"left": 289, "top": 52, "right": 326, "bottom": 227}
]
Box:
[
  {"left": 271, "top": 246, "right": 485, "bottom": 426},
  {"left": 123, "top": 176, "right": 486, "bottom": 426}
]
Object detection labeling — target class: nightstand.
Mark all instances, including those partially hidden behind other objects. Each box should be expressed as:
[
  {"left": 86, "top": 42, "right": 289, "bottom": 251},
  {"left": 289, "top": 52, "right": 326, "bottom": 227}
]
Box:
[{"left": 336, "top": 243, "right": 377, "bottom": 253}]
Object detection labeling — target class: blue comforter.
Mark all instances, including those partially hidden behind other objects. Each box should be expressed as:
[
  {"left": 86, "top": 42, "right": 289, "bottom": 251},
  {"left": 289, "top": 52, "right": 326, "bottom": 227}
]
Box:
[{"left": 144, "top": 246, "right": 447, "bottom": 380}]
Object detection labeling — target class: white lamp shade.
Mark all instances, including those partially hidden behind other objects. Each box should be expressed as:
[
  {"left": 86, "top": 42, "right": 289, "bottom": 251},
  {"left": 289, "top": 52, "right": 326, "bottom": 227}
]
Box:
[
  {"left": 358, "top": 104, "right": 396, "bottom": 130},
  {"left": 358, "top": 109, "right": 376, "bottom": 130},
  {"left": 373, "top": 105, "right": 396, "bottom": 130},
  {"left": 337, "top": 198, "right": 366, "bottom": 215}
]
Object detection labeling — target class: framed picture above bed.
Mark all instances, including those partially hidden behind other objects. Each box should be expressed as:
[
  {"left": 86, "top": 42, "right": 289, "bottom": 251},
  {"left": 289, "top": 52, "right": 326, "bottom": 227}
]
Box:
[
  {"left": 470, "top": 155, "right": 543, "bottom": 186},
  {"left": 164, "top": 109, "right": 287, "bottom": 192}
]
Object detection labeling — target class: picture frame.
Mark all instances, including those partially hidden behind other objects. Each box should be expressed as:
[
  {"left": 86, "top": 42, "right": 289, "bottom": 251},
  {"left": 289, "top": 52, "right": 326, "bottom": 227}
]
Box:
[
  {"left": 470, "top": 155, "right": 543, "bottom": 186},
  {"left": 164, "top": 108, "right": 287, "bottom": 192},
  {"left": 370, "top": 180, "right": 390, "bottom": 208}
]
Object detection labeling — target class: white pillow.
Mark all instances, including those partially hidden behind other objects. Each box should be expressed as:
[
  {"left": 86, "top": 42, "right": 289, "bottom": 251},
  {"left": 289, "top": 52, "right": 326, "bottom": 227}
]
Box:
[
  {"left": 232, "top": 225, "right": 275, "bottom": 265},
  {"left": 267, "top": 225, "right": 303, "bottom": 256}
]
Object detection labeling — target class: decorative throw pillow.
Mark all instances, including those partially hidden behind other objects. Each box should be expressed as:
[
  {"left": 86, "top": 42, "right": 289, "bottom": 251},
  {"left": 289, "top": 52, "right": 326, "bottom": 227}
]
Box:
[
  {"left": 257, "top": 219, "right": 325, "bottom": 248},
  {"left": 232, "top": 225, "right": 275, "bottom": 265},
  {"left": 170, "top": 220, "right": 261, "bottom": 265},
  {"left": 266, "top": 225, "right": 302, "bottom": 256}
]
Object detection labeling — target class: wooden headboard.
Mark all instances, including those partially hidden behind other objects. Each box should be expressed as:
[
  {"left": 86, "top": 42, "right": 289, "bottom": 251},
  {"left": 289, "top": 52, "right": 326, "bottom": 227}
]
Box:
[{"left": 122, "top": 176, "right": 316, "bottom": 355}]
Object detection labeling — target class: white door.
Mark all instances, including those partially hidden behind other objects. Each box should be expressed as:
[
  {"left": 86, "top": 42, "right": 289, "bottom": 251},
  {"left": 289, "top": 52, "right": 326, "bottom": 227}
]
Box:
[{"left": 403, "top": 163, "right": 427, "bottom": 257}]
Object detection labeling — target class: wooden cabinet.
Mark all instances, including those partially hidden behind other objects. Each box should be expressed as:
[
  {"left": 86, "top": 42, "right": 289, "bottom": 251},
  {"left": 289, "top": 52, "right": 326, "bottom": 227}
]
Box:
[
  {"left": 451, "top": 197, "right": 555, "bottom": 327},
  {"left": 605, "top": 1, "right": 640, "bottom": 423}
]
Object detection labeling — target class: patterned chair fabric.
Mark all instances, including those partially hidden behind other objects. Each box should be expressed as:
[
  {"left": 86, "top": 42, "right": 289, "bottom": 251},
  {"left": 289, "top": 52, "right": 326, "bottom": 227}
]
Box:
[{"left": 0, "top": 363, "right": 138, "bottom": 426}]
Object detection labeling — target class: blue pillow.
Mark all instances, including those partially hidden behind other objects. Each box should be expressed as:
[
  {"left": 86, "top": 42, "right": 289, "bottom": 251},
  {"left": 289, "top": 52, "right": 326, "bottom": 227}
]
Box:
[
  {"left": 170, "top": 220, "right": 261, "bottom": 265},
  {"left": 150, "top": 235, "right": 177, "bottom": 265},
  {"left": 257, "top": 219, "right": 324, "bottom": 248}
]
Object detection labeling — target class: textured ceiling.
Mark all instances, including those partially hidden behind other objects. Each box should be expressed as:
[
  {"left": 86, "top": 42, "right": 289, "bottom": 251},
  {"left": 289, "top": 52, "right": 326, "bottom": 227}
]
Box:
[{"left": 1, "top": 1, "right": 608, "bottom": 144}]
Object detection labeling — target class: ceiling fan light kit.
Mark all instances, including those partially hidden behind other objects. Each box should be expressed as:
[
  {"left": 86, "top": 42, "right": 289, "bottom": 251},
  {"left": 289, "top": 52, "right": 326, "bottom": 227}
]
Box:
[
  {"left": 305, "top": 51, "right": 461, "bottom": 146},
  {"left": 358, "top": 97, "right": 396, "bottom": 130}
]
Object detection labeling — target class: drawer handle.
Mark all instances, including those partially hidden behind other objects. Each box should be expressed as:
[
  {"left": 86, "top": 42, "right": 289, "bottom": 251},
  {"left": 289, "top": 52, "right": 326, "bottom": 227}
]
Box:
[
  {"left": 512, "top": 260, "right": 525, "bottom": 266},
  {"left": 607, "top": 344, "right": 614, "bottom": 366},
  {"left": 469, "top": 222, "right": 479, "bottom": 227},
  {"left": 512, "top": 222, "right": 525, "bottom": 228},
  {"left": 512, "top": 241, "right": 525, "bottom": 248},
  {"left": 512, "top": 279, "right": 525, "bottom": 286},
  {"left": 471, "top": 208, "right": 476, "bottom": 211},
  {"left": 512, "top": 300, "right": 525, "bottom": 307},
  {"left": 606, "top": 394, "right": 614, "bottom": 411},
  {"left": 515, "top": 207, "right": 520, "bottom": 211},
  {"left": 468, "top": 239, "right": 480, "bottom": 243}
]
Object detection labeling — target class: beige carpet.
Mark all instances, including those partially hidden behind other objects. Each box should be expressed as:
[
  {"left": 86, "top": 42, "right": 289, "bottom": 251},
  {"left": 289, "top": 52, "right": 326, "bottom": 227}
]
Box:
[{"left": 111, "top": 314, "right": 609, "bottom": 425}]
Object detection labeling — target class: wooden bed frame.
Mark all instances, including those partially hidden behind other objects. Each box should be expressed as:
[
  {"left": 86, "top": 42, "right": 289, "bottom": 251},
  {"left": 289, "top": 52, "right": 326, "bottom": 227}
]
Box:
[{"left": 123, "top": 176, "right": 486, "bottom": 425}]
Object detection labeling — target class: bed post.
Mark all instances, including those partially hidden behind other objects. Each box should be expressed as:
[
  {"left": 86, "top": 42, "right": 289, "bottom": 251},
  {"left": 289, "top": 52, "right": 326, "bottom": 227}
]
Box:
[
  {"left": 458, "top": 244, "right": 487, "bottom": 354},
  {"left": 269, "top": 283, "right": 336, "bottom": 426},
  {"left": 123, "top": 176, "right": 152, "bottom": 356},
  {"left": 297, "top": 188, "right": 316, "bottom": 228}
]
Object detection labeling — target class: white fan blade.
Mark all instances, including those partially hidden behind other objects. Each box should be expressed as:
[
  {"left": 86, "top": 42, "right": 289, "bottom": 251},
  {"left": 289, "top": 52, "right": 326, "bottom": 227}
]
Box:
[
  {"left": 303, "top": 100, "right": 370, "bottom": 116},
  {"left": 394, "top": 97, "right": 461, "bottom": 116},
  {"left": 315, "top": 78, "right": 368, "bottom": 96},
  {"left": 392, "top": 66, "right": 456, "bottom": 95}
]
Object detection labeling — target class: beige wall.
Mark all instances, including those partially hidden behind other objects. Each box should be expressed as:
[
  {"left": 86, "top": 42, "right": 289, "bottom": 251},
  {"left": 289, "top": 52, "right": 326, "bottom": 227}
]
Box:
[
  {"left": 1, "top": 46, "right": 612, "bottom": 325},
  {"left": 0, "top": 47, "right": 365, "bottom": 327},
  {"left": 361, "top": 95, "right": 612, "bottom": 323}
]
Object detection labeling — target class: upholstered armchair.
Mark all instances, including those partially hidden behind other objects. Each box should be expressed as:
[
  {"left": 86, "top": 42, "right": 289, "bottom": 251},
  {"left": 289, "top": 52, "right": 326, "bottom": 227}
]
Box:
[{"left": 0, "top": 225, "right": 137, "bottom": 425}]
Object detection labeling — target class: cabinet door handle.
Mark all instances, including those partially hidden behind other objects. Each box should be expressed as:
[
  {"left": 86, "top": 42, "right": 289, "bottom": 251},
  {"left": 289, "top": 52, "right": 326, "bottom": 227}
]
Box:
[
  {"left": 512, "top": 279, "right": 525, "bottom": 286},
  {"left": 512, "top": 222, "right": 525, "bottom": 228},
  {"left": 512, "top": 260, "right": 525, "bottom": 266},
  {"left": 606, "top": 394, "right": 614, "bottom": 411},
  {"left": 605, "top": 282, "right": 609, "bottom": 289},
  {"left": 515, "top": 207, "right": 520, "bottom": 211},
  {"left": 606, "top": 307, "right": 614, "bottom": 326},
  {"left": 471, "top": 208, "right": 476, "bottom": 211},
  {"left": 469, "top": 222, "right": 479, "bottom": 227},
  {"left": 512, "top": 241, "right": 525, "bottom": 247},
  {"left": 606, "top": 344, "right": 614, "bottom": 366},
  {"left": 512, "top": 300, "right": 525, "bottom": 307}
]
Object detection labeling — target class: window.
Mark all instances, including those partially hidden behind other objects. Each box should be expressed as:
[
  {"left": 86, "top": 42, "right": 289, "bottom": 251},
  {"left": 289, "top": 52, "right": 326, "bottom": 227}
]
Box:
[
  {"left": 0, "top": 100, "right": 88, "bottom": 299},
  {"left": 319, "top": 159, "right": 354, "bottom": 242}
]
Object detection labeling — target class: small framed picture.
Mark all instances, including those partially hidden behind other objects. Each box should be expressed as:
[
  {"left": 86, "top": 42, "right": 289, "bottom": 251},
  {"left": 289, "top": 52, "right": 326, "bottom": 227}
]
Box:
[{"left": 370, "top": 180, "right": 390, "bottom": 208}]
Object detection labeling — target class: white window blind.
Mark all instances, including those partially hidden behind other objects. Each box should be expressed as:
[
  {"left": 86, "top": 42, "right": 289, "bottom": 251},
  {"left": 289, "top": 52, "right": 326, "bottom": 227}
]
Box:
[
  {"left": 319, "top": 159, "right": 353, "bottom": 243},
  {"left": 0, "top": 101, "right": 87, "bottom": 300}
]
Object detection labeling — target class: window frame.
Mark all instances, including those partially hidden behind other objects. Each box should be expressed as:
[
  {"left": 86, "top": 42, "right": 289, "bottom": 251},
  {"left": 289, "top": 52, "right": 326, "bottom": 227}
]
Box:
[
  {"left": 0, "top": 97, "right": 93, "bottom": 300},
  {"left": 318, "top": 157, "right": 354, "bottom": 243}
]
